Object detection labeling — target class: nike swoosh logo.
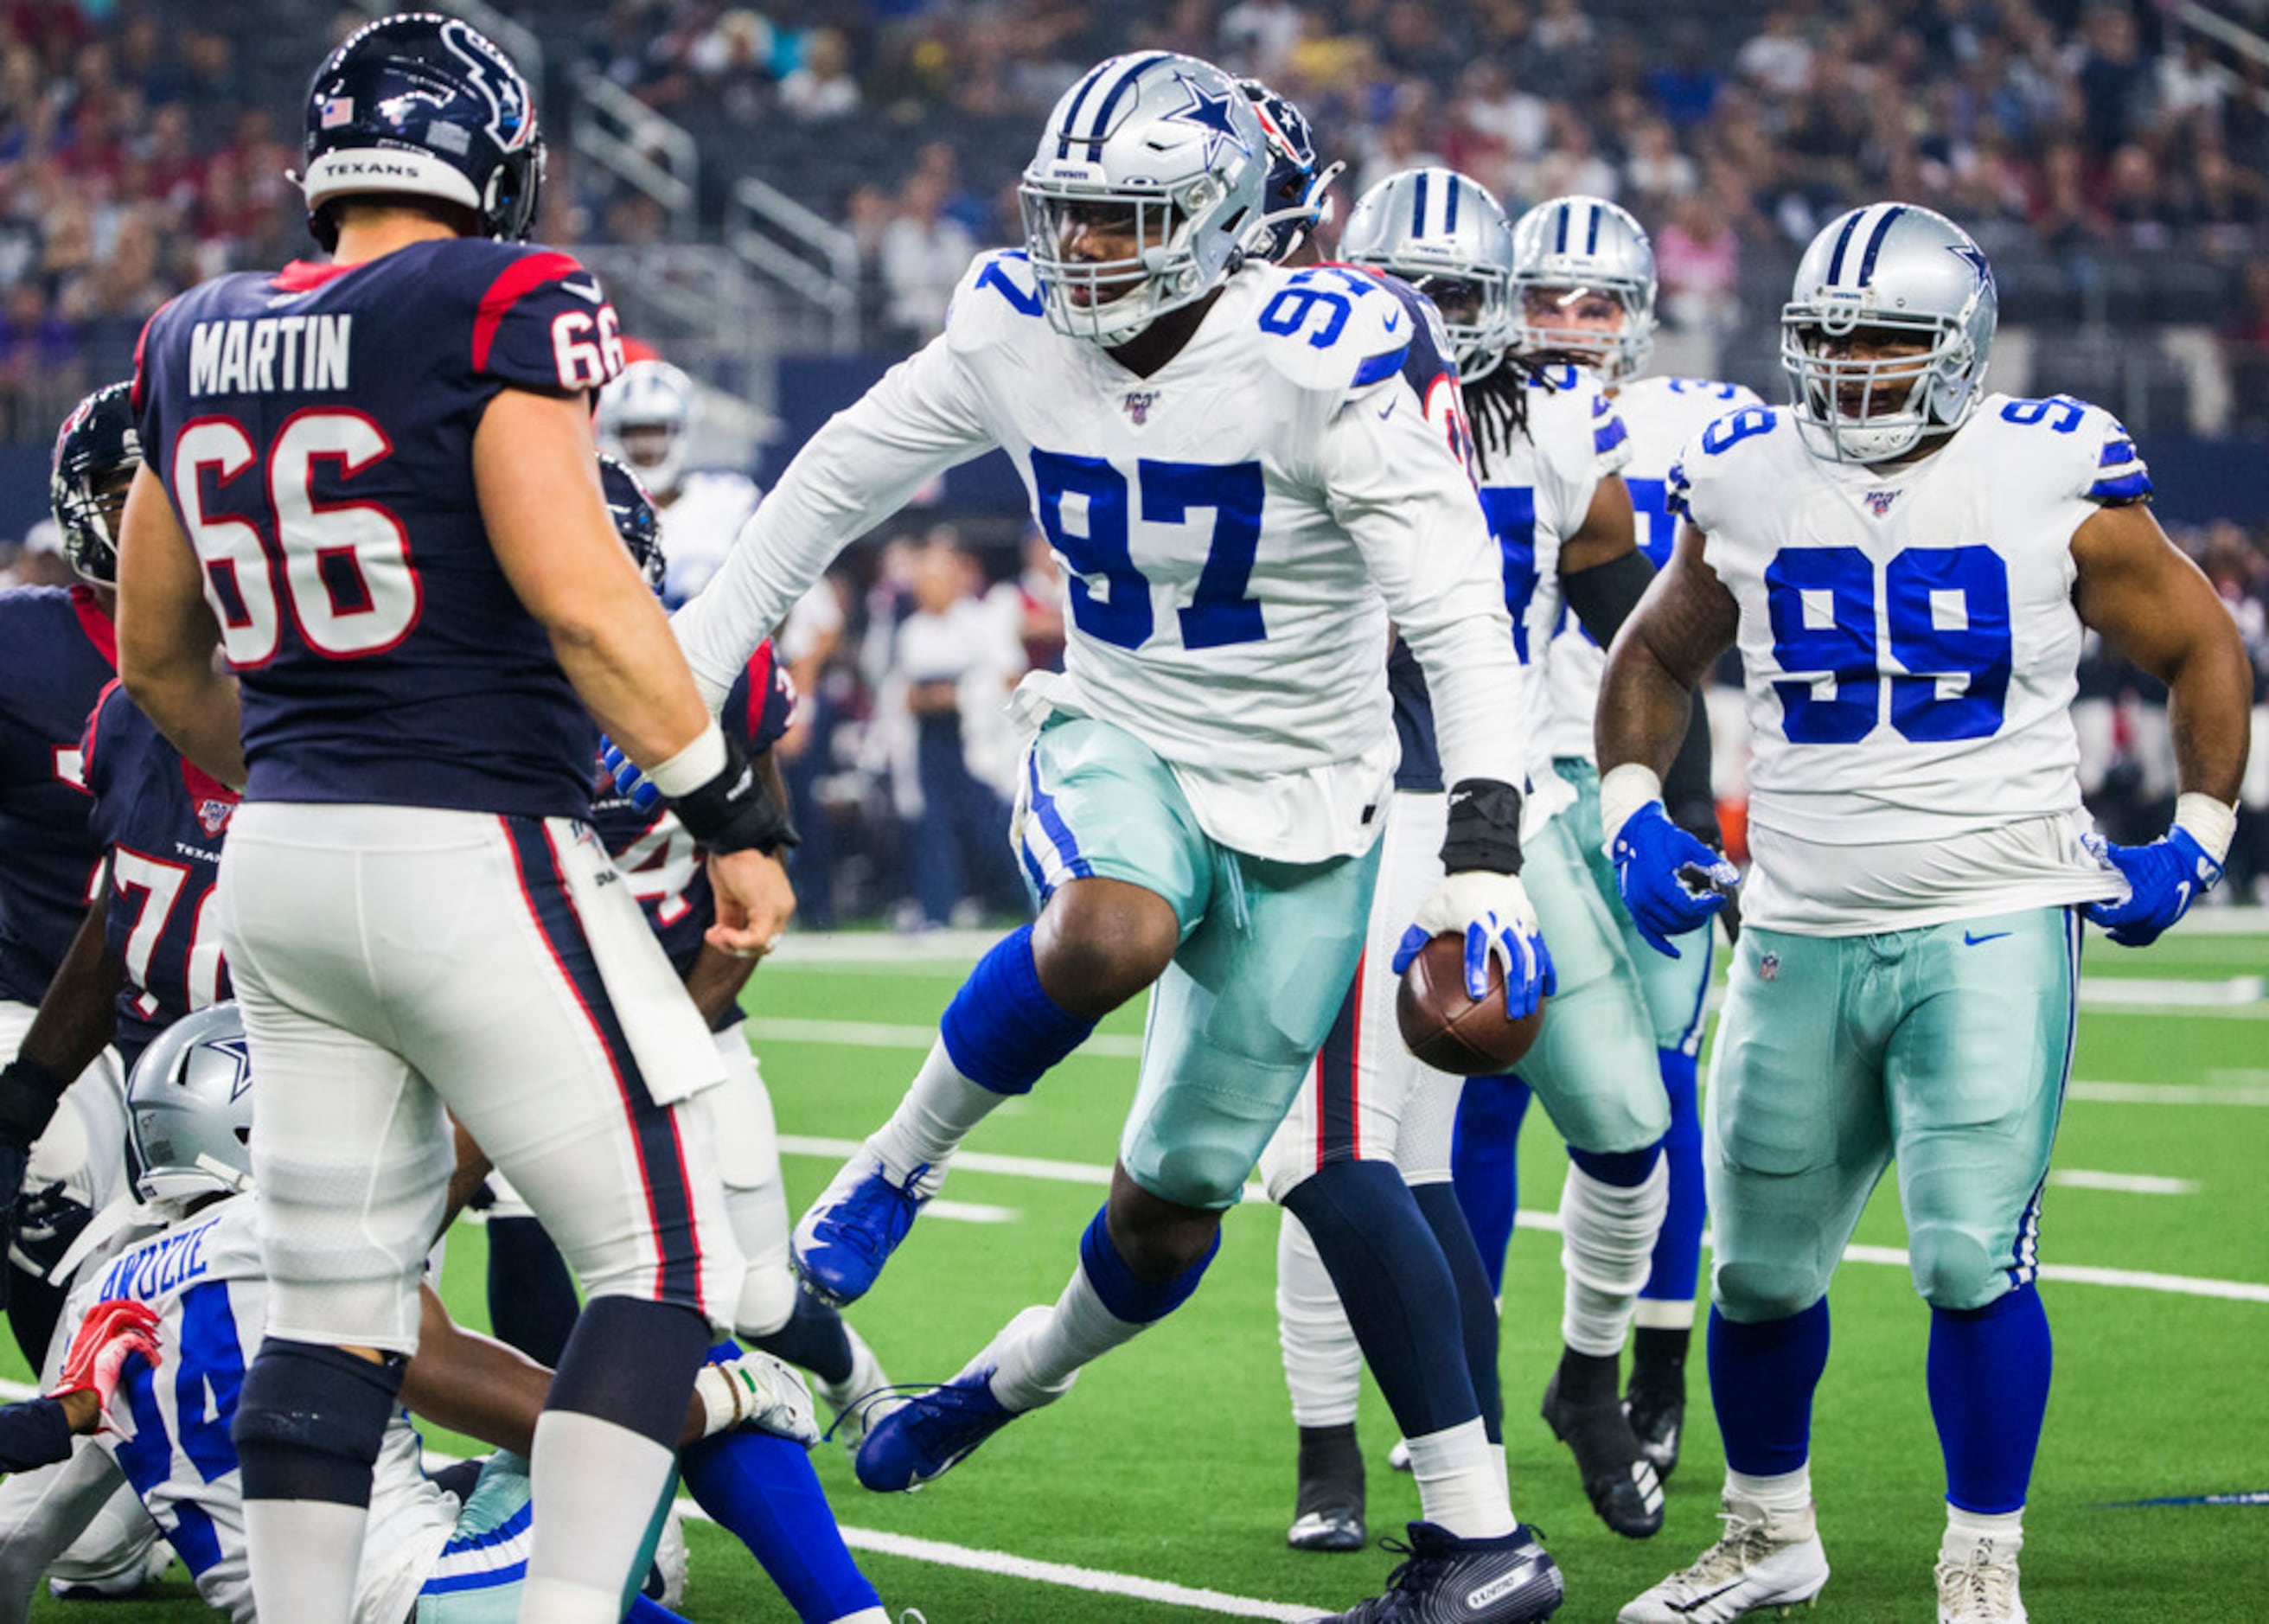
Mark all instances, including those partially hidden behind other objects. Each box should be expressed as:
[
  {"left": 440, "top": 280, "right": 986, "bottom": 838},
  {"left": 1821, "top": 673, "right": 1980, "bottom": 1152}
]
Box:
[
  {"left": 1668, "top": 1578, "right": 1748, "bottom": 1613},
  {"left": 1384, "top": 308, "right": 1402, "bottom": 332},
  {"left": 561, "top": 280, "right": 604, "bottom": 304},
  {"left": 1376, "top": 396, "right": 1397, "bottom": 420},
  {"left": 1963, "top": 930, "right": 2010, "bottom": 946}
]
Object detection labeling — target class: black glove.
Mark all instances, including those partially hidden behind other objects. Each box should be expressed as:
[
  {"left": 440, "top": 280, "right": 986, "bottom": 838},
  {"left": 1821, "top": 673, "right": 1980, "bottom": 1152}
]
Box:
[{"left": 0, "top": 1056, "right": 69, "bottom": 1313}]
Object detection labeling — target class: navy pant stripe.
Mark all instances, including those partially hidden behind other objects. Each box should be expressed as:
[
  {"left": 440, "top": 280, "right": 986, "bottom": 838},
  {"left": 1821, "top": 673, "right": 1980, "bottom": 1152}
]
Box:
[
  {"left": 1313, "top": 950, "right": 1365, "bottom": 1167},
  {"left": 500, "top": 816, "right": 704, "bottom": 1308}
]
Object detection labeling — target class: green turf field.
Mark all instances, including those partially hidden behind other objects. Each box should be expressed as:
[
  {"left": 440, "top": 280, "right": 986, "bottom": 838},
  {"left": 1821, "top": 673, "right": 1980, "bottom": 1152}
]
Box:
[{"left": 14, "top": 921, "right": 2266, "bottom": 1622}]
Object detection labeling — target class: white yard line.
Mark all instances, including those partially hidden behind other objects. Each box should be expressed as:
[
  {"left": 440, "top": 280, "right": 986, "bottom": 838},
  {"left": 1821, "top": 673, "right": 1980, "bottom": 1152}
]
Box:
[
  {"left": 752, "top": 1018, "right": 1145, "bottom": 1059},
  {"left": 924, "top": 1199, "right": 1019, "bottom": 1224},
  {"left": 2048, "top": 1170, "right": 2199, "bottom": 1195},
  {"left": 2078, "top": 975, "right": 2266, "bottom": 1007},
  {"left": 2067, "top": 1080, "right": 2269, "bottom": 1107}
]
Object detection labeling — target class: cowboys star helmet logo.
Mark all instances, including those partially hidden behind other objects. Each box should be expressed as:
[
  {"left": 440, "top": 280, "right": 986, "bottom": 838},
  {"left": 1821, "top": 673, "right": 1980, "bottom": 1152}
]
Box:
[
  {"left": 1946, "top": 242, "right": 1992, "bottom": 291},
  {"left": 196, "top": 1033, "right": 256, "bottom": 1102},
  {"left": 1163, "top": 74, "right": 1250, "bottom": 169}
]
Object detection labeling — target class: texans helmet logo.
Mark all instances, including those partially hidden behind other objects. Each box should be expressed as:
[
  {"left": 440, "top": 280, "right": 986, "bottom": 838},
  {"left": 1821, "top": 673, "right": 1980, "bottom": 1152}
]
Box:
[{"left": 440, "top": 18, "right": 534, "bottom": 150}]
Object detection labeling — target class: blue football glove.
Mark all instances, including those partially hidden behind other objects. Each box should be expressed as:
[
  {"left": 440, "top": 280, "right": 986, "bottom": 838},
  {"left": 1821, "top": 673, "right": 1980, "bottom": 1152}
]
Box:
[
  {"left": 1611, "top": 801, "right": 1740, "bottom": 959},
  {"left": 599, "top": 738, "right": 662, "bottom": 811},
  {"left": 1392, "top": 872, "right": 1556, "bottom": 1021},
  {"left": 2081, "top": 827, "right": 2221, "bottom": 948}
]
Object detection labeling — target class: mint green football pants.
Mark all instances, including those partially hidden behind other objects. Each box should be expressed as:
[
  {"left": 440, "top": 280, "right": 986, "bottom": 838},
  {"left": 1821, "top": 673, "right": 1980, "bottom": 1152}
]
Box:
[
  {"left": 1014, "top": 715, "right": 1381, "bottom": 1209},
  {"left": 1705, "top": 906, "right": 2082, "bottom": 1321}
]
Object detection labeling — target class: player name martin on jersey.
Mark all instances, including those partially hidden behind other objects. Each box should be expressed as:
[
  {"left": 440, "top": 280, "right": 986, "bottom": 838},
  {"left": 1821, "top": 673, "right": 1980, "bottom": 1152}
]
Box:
[
  {"left": 82, "top": 680, "right": 234, "bottom": 1066},
  {"left": 1540, "top": 374, "right": 1762, "bottom": 764},
  {"left": 0, "top": 585, "right": 115, "bottom": 1008},
  {"left": 61, "top": 1196, "right": 455, "bottom": 1623},
  {"left": 591, "top": 642, "right": 790, "bottom": 1025},
  {"left": 674, "top": 246, "right": 1527, "bottom": 866},
  {"left": 1674, "top": 391, "right": 2150, "bottom": 849},
  {"left": 133, "top": 239, "right": 627, "bottom": 821},
  {"left": 184, "top": 313, "right": 353, "bottom": 396},
  {"left": 1389, "top": 363, "right": 1626, "bottom": 826}
]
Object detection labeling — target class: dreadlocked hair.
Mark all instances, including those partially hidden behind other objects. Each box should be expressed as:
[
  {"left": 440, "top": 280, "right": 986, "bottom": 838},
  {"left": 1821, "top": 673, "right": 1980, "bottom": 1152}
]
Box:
[{"left": 1465, "top": 349, "right": 1600, "bottom": 482}]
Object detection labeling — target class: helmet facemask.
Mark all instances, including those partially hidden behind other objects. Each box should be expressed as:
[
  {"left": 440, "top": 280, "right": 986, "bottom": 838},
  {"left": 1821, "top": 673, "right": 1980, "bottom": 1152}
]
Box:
[
  {"left": 1512, "top": 278, "right": 1654, "bottom": 381},
  {"left": 1019, "top": 178, "right": 1224, "bottom": 344},
  {"left": 1397, "top": 267, "right": 1512, "bottom": 383},
  {"left": 1780, "top": 304, "right": 1978, "bottom": 464}
]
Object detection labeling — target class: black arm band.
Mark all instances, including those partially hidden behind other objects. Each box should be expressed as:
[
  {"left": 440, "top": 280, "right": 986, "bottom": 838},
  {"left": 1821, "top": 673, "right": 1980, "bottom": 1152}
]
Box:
[
  {"left": 1561, "top": 547, "right": 1657, "bottom": 649},
  {"left": 1662, "top": 686, "right": 1721, "bottom": 843},
  {"left": 0, "top": 1056, "right": 72, "bottom": 1148},
  {"left": 1441, "top": 779, "right": 1525, "bottom": 875},
  {"left": 670, "top": 738, "right": 801, "bottom": 857}
]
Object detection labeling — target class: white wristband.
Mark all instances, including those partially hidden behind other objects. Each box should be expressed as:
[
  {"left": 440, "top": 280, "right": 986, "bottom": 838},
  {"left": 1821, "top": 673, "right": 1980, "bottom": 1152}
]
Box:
[
  {"left": 646, "top": 719, "right": 728, "bottom": 799},
  {"left": 2174, "top": 792, "right": 2237, "bottom": 866},
  {"left": 1599, "top": 763, "right": 1665, "bottom": 850}
]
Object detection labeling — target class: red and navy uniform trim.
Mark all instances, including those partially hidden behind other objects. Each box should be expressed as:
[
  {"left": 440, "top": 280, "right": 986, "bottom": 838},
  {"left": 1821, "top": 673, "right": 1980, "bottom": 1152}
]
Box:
[
  {"left": 471, "top": 251, "right": 586, "bottom": 374},
  {"left": 499, "top": 815, "right": 706, "bottom": 1308}
]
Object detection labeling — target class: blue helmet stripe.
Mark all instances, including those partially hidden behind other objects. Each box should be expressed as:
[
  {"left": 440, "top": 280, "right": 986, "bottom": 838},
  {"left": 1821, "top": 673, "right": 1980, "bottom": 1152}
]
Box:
[
  {"left": 1411, "top": 169, "right": 1430, "bottom": 236},
  {"left": 1825, "top": 207, "right": 1870, "bottom": 285},
  {"left": 1080, "top": 52, "right": 1173, "bottom": 147},
  {"left": 1053, "top": 61, "right": 1115, "bottom": 159},
  {"left": 1854, "top": 204, "right": 1907, "bottom": 285},
  {"left": 1444, "top": 174, "right": 1460, "bottom": 233},
  {"left": 1584, "top": 201, "right": 1601, "bottom": 255},
  {"left": 1554, "top": 201, "right": 1571, "bottom": 253}
]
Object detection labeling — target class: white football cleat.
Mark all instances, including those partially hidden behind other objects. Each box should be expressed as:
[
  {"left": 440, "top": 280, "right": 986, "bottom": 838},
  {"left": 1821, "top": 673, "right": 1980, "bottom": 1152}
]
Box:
[
  {"left": 1387, "top": 1437, "right": 1411, "bottom": 1472},
  {"left": 1619, "top": 1493, "right": 1829, "bottom": 1623},
  {"left": 1935, "top": 1536, "right": 2025, "bottom": 1623}
]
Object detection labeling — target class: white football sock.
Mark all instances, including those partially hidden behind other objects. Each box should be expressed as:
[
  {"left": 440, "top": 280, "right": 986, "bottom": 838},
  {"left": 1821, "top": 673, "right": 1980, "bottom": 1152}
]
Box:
[
  {"left": 868, "top": 1039, "right": 1005, "bottom": 1180},
  {"left": 1634, "top": 1296, "right": 1697, "bottom": 1331},
  {"left": 1944, "top": 1505, "right": 2023, "bottom": 1560},
  {"left": 986, "top": 1269, "right": 1133, "bottom": 1412},
  {"left": 1560, "top": 1157, "right": 1670, "bottom": 1357},
  {"left": 1728, "top": 1463, "right": 1813, "bottom": 1517},
  {"left": 1404, "top": 1416, "right": 1518, "bottom": 1539},
  {"left": 244, "top": 1499, "right": 367, "bottom": 1622},
  {"left": 1276, "top": 1210, "right": 1364, "bottom": 1428},
  {"left": 522, "top": 1410, "right": 680, "bottom": 1624}
]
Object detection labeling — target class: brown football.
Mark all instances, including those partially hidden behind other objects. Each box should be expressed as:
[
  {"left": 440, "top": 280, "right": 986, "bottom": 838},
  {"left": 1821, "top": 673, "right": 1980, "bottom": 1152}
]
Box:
[{"left": 1396, "top": 930, "right": 1546, "bottom": 1076}]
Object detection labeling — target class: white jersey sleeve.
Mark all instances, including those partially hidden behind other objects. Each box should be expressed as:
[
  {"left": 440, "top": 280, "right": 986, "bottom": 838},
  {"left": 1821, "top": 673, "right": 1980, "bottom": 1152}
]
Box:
[
  {"left": 1539, "top": 376, "right": 1761, "bottom": 764},
  {"left": 1681, "top": 393, "right": 2133, "bottom": 931},
  {"left": 671, "top": 252, "right": 1006, "bottom": 707}
]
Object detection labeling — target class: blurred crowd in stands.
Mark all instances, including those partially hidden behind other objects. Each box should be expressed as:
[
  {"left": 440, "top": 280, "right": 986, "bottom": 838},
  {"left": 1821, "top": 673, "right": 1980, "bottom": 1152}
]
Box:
[{"left": 4, "top": 0, "right": 2269, "bottom": 918}]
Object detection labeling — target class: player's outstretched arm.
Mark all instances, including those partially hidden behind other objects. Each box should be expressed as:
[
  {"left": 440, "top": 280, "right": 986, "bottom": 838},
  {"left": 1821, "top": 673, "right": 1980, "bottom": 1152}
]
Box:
[
  {"left": 2069, "top": 502, "right": 2252, "bottom": 943},
  {"left": 1595, "top": 521, "right": 1742, "bottom": 956},
  {"left": 114, "top": 464, "right": 246, "bottom": 788}
]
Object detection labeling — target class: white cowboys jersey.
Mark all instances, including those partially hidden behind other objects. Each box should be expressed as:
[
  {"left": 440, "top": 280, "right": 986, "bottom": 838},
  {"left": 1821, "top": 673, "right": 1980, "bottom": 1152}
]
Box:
[
  {"left": 675, "top": 249, "right": 1530, "bottom": 863},
  {"left": 1540, "top": 374, "right": 1761, "bottom": 764},
  {"left": 657, "top": 470, "right": 763, "bottom": 610},
  {"left": 1676, "top": 393, "right": 2137, "bottom": 933},
  {"left": 51, "top": 1198, "right": 454, "bottom": 1623},
  {"left": 1473, "top": 365, "right": 1629, "bottom": 827}
]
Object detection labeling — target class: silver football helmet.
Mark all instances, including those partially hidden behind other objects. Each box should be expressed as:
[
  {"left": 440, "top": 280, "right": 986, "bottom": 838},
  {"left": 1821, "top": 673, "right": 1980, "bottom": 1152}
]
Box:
[
  {"left": 598, "top": 360, "right": 695, "bottom": 498},
  {"left": 1337, "top": 167, "right": 1514, "bottom": 382},
  {"left": 1019, "top": 53, "right": 1269, "bottom": 344},
  {"left": 1506, "top": 195, "right": 1658, "bottom": 381},
  {"left": 1780, "top": 202, "right": 1997, "bottom": 464},
  {"left": 128, "top": 1003, "right": 255, "bottom": 1207}
]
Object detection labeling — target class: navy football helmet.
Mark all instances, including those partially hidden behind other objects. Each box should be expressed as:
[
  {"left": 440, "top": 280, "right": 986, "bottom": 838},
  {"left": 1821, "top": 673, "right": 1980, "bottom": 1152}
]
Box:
[
  {"left": 299, "top": 12, "right": 543, "bottom": 251},
  {"left": 48, "top": 380, "right": 139, "bottom": 586},
  {"left": 599, "top": 454, "right": 667, "bottom": 595},
  {"left": 1237, "top": 78, "right": 1341, "bottom": 263}
]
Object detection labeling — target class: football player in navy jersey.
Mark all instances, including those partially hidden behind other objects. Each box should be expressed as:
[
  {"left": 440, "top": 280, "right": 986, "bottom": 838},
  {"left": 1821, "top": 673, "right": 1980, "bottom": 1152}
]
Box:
[
  {"left": 110, "top": 17, "right": 798, "bottom": 1623},
  {"left": 0, "top": 384, "right": 135, "bottom": 1366}
]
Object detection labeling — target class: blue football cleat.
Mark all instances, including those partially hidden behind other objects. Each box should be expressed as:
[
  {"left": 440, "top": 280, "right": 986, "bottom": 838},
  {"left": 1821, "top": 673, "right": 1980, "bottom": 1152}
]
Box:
[
  {"left": 792, "top": 1142, "right": 937, "bottom": 1307},
  {"left": 854, "top": 1369, "right": 1023, "bottom": 1493},
  {"left": 1308, "top": 1521, "right": 1564, "bottom": 1622}
]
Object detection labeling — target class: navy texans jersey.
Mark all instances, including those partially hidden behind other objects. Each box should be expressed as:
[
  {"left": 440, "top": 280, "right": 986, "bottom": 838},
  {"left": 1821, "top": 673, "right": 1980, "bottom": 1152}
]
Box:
[
  {"left": 82, "top": 680, "right": 237, "bottom": 1067},
  {"left": 0, "top": 585, "right": 116, "bottom": 1006},
  {"left": 131, "top": 239, "right": 627, "bottom": 820},
  {"left": 591, "top": 643, "right": 790, "bottom": 1028}
]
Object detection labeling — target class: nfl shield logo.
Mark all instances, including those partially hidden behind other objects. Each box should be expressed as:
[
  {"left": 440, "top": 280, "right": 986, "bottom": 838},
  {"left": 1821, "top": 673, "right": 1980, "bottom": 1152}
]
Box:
[
  {"left": 1122, "top": 391, "right": 1158, "bottom": 425},
  {"left": 196, "top": 799, "right": 233, "bottom": 837},
  {"left": 1863, "top": 489, "right": 1901, "bottom": 516},
  {"left": 1759, "top": 952, "right": 1780, "bottom": 981}
]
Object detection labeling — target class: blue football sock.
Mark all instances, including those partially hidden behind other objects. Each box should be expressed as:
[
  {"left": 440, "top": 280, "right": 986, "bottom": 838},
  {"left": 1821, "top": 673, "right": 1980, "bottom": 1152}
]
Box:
[
  {"left": 1415, "top": 1181, "right": 1502, "bottom": 1442},
  {"left": 487, "top": 1215, "right": 579, "bottom": 1370},
  {"left": 1077, "top": 1205, "right": 1217, "bottom": 1322},
  {"left": 1450, "top": 1077, "right": 1530, "bottom": 1298},
  {"left": 938, "top": 925, "right": 1096, "bottom": 1096},
  {"left": 681, "top": 1346, "right": 879, "bottom": 1624},
  {"left": 1709, "top": 1300, "right": 1830, "bottom": 1478},
  {"left": 1929, "top": 1283, "right": 2052, "bottom": 1514},
  {"left": 1640, "top": 1047, "right": 1706, "bottom": 1308},
  {"left": 1283, "top": 1160, "right": 1480, "bottom": 1442},
  {"left": 1567, "top": 1142, "right": 1661, "bottom": 1187}
]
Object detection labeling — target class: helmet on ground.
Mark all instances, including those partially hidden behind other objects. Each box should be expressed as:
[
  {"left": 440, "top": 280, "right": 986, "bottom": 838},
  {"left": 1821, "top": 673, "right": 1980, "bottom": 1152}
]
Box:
[
  {"left": 300, "top": 11, "right": 543, "bottom": 251},
  {"left": 1506, "top": 195, "right": 1658, "bottom": 381},
  {"left": 1338, "top": 167, "right": 1514, "bottom": 382},
  {"left": 599, "top": 454, "right": 666, "bottom": 595},
  {"left": 48, "top": 380, "right": 139, "bottom": 585},
  {"left": 1019, "top": 52, "right": 1269, "bottom": 343},
  {"left": 128, "top": 1004, "right": 256, "bottom": 1207},
  {"left": 1780, "top": 202, "right": 1997, "bottom": 464}
]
